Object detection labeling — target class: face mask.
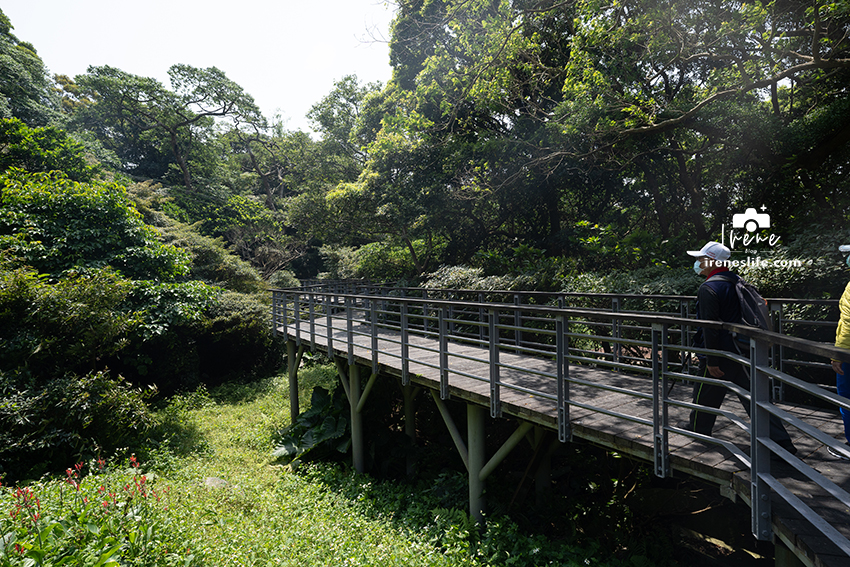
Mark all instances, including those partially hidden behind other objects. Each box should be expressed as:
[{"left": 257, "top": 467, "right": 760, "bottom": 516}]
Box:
[
  {"left": 693, "top": 259, "right": 703, "bottom": 275},
  {"left": 846, "top": 256, "right": 850, "bottom": 268}
]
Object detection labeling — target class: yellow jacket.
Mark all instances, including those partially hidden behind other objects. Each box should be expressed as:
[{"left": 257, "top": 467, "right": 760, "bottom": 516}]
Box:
[{"left": 836, "top": 281, "right": 850, "bottom": 351}]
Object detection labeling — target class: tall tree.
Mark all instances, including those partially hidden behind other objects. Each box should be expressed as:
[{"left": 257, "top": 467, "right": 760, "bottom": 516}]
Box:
[
  {"left": 0, "top": 9, "right": 61, "bottom": 126},
  {"left": 75, "top": 64, "right": 263, "bottom": 190}
]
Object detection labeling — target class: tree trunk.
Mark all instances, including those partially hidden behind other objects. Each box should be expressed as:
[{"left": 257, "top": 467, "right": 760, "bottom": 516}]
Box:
[{"left": 169, "top": 131, "right": 194, "bottom": 191}]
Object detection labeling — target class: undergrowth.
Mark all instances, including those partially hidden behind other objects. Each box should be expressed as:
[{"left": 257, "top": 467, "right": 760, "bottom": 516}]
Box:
[{"left": 2, "top": 362, "right": 661, "bottom": 566}]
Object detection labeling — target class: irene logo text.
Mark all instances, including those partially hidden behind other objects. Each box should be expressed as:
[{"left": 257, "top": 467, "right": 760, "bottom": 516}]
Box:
[{"left": 722, "top": 205, "right": 781, "bottom": 250}]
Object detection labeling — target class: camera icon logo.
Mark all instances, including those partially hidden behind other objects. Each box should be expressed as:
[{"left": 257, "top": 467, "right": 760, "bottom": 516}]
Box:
[{"left": 732, "top": 207, "right": 770, "bottom": 233}]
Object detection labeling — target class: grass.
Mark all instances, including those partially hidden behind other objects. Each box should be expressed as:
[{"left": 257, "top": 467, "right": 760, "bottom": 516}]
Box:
[{"left": 1, "top": 363, "right": 655, "bottom": 566}]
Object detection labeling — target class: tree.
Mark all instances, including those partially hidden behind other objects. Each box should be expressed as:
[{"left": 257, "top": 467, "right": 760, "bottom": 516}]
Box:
[
  {"left": 307, "top": 74, "right": 383, "bottom": 172},
  {"left": 376, "top": 0, "right": 850, "bottom": 263},
  {"left": 75, "top": 64, "right": 264, "bottom": 190},
  {"left": 0, "top": 9, "right": 61, "bottom": 126}
]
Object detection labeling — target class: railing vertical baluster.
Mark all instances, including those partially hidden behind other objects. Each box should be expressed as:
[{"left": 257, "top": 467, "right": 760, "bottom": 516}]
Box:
[
  {"left": 282, "top": 292, "right": 289, "bottom": 337},
  {"left": 294, "top": 292, "right": 301, "bottom": 347},
  {"left": 478, "top": 292, "right": 485, "bottom": 343},
  {"left": 401, "top": 301, "right": 409, "bottom": 386},
  {"left": 556, "top": 313, "right": 569, "bottom": 442},
  {"left": 750, "top": 336, "right": 772, "bottom": 541},
  {"left": 371, "top": 298, "right": 378, "bottom": 375},
  {"left": 439, "top": 307, "right": 449, "bottom": 399},
  {"left": 309, "top": 292, "right": 316, "bottom": 351},
  {"left": 327, "top": 291, "right": 333, "bottom": 353},
  {"left": 651, "top": 323, "right": 670, "bottom": 477},
  {"left": 346, "top": 295, "right": 354, "bottom": 366},
  {"left": 271, "top": 291, "right": 278, "bottom": 336},
  {"left": 423, "top": 289, "right": 430, "bottom": 335},
  {"left": 514, "top": 294, "right": 522, "bottom": 347},
  {"left": 490, "top": 308, "right": 501, "bottom": 417},
  {"left": 770, "top": 302, "right": 785, "bottom": 402},
  {"left": 680, "top": 300, "right": 690, "bottom": 373},
  {"left": 612, "top": 297, "right": 620, "bottom": 368}
]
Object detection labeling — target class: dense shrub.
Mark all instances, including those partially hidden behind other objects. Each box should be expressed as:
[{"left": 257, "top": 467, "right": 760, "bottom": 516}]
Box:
[
  {"left": 0, "top": 117, "right": 99, "bottom": 181},
  {"left": 195, "top": 291, "right": 286, "bottom": 388},
  {"left": 0, "top": 265, "right": 133, "bottom": 379},
  {"left": 0, "top": 370, "right": 156, "bottom": 482},
  {"left": 0, "top": 169, "right": 190, "bottom": 280},
  {"left": 268, "top": 269, "right": 300, "bottom": 289},
  {"left": 424, "top": 265, "right": 540, "bottom": 291}
]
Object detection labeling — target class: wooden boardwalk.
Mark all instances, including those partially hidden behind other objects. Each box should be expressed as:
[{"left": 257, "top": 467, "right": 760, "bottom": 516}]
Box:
[{"left": 283, "top": 316, "right": 850, "bottom": 567}]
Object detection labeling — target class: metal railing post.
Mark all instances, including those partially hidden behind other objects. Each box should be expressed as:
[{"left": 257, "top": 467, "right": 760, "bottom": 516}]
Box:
[
  {"left": 371, "top": 298, "right": 378, "bottom": 375},
  {"left": 308, "top": 292, "right": 316, "bottom": 351},
  {"left": 612, "top": 297, "right": 621, "bottom": 367},
  {"left": 489, "top": 308, "right": 501, "bottom": 418},
  {"left": 770, "top": 302, "right": 785, "bottom": 401},
  {"left": 326, "top": 291, "right": 334, "bottom": 353},
  {"left": 680, "top": 300, "right": 691, "bottom": 374},
  {"left": 750, "top": 336, "right": 772, "bottom": 541},
  {"left": 439, "top": 307, "right": 449, "bottom": 399},
  {"left": 294, "top": 292, "right": 301, "bottom": 346},
  {"left": 401, "top": 301, "right": 410, "bottom": 386},
  {"left": 423, "top": 290, "right": 430, "bottom": 334},
  {"left": 514, "top": 294, "right": 522, "bottom": 347},
  {"left": 556, "top": 313, "right": 570, "bottom": 442},
  {"left": 346, "top": 295, "right": 354, "bottom": 366},
  {"left": 652, "top": 323, "right": 670, "bottom": 477},
  {"left": 479, "top": 292, "right": 485, "bottom": 342}
]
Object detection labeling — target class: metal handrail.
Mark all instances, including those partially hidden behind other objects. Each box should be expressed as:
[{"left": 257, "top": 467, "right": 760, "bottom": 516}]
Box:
[{"left": 271, "top": 286, "right": 850, "bottom": 554}]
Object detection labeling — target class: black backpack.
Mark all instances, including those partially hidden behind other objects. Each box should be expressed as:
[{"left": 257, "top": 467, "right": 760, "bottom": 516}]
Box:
[{"left": 707, "top": 273, "right": 773, "bottom": 334}]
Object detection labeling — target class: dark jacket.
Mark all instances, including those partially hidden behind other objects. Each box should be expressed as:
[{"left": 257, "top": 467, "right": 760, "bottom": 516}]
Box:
[{"left": 694, "top": 269, "right": 741, "bottom": 366}]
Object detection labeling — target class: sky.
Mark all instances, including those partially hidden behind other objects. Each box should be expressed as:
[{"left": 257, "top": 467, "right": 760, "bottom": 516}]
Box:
[{"left": 2, "top": 0, "right": 396, "bottom": 133}]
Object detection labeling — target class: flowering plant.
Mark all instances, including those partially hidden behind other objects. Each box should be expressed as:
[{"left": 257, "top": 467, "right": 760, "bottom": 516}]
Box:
[{"left": 0, "top": 456, "right": 193, "bottom": 566}]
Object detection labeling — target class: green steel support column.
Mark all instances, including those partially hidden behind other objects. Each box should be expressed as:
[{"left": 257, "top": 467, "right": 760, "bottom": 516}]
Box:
[
  {"left": 403, "top": 385, "right": 420, "bottom": 477},
  {"left": 350, "top": 364, "right": 365, "bottom": 473},
  {"left": 287, "top": 340, "right": 305, "bottom": 420},
  {"left": 468, "top": 404, "right": 486, "bottom": 524},
  {"left": 534, "top": 428, "right": 554, "bottom": 508}
]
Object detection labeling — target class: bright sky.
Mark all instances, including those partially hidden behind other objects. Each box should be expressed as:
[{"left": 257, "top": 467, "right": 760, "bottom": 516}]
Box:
[{"left": 2, "top": 0, "right": 396, "bottom": 133}]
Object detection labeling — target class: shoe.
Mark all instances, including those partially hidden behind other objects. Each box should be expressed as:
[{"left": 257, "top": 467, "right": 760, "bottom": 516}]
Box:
[
  {"left": 827, "top": 442, "right": 850, "bottom": 460},
  {"left": 676, "top": 420, "right": 693, "bottom": 432}
]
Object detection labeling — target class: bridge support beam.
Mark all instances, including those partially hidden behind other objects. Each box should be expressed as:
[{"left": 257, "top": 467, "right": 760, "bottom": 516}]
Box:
[
  {"left": 534, "top": 428, "right": 557, "bottom": 508},
  {"left": 287, "top": 340, "right": 305, "bottom": 419},
  {"left": 335, "top": 357, "right": 372, "bottom": 474},
  {"left": 403, "top": 384, "right": 420, "bottom": 476},
  {"left": 468, "top": 404, "right": 486, "bottom": 525},
  {"left": 350, "top": 364, "right": 365, "bottom": 473}
]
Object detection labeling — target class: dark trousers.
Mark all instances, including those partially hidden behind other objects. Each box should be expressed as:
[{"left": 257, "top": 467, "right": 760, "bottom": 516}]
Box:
[{"left": 689, "top": 356, "right": 793, "bottom": 444}]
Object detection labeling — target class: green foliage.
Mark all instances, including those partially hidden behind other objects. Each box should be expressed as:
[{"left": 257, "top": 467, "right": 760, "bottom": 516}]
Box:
[
  {"left": 0, "top": 118, "right": 99, "bottom": 181},
  {"left": 0, "top": 458, "right": 196, "bottom": 566},
  {"left": 0, "top": 170, "right": 190, "bottom": 281},
  {"left": 424, "top": 265, "right": 539, "bottom": 292},
  {"left": 194, "top": 291, "right": 285, "bottom": 388},
  {"left": 267, "top": 269, "right": 300, "bottom": 289},
  {"left": 273, "top": 386, "right": 350, "bottom": 464},
  {"left": 354, "top": 239, "right": 439, "bottom": 281},
  {"left": 0, "top": 371, "right": 156, "bottom": 482},
  {"left": 0, "top": 10, "right": 61, "bottom": 126},
  {"left": 0, "top": 265, "right": 133, "bottom": 378}
]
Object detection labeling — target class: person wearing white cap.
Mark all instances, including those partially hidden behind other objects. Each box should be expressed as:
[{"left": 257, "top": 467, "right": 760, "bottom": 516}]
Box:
[
  {"left": 683, "top": 241, "right": 797, "bottom": 454},
  {"left": 828, "top": 245, "right": 850, "bottom": 460}
]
